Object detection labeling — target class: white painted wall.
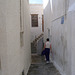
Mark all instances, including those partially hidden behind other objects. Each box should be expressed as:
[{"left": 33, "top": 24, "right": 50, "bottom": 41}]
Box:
[
  {"left": 0, "top": 0, "right": 31, "bottom": 75},
  {"left": 68, "top": 1, "right": 75, "bottom": 75},
  {"left": 51, "top": 16, "right": 71, "bottom": 75},
  {"left": 23, "top": 0, "right": 31, "bottom": 74},
  {"left": 43, "top": 0, "right": 75, "bottom": 75},
  {"left": 30, "top": 4, "right": 43, "bottom": 42},
  {"left": 43, "top": 0, "right": 51, "bottom": 42}
]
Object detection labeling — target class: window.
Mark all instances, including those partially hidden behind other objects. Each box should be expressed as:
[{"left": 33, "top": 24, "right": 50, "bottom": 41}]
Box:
[{"left": 31, "top": 14, "right": 38, "bottom": 27}]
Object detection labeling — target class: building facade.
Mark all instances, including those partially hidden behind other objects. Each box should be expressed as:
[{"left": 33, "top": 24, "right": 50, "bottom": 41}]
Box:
[
  {"left": 30, "top": 4, "right": 44, "bottom": 42},
  {"left": 0, "top": 0, "right": 31, "bottom": 75},
  {"left": 43, "top": 0, "right": 75, "bottom": 75}
]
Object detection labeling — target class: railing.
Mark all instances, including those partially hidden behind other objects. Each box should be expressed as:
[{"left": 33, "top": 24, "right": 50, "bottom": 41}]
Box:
[
  {"left": 31, "top": 33, "right": 44, "bottom": 54},
  {"left": 33, "top": 33, "right": 44, "bottom": 43}
]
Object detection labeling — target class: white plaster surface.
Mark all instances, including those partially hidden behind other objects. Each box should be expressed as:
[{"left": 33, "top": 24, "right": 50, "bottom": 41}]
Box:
[
  {"left": 43, "top": 0, "right": 75, "bottom": 75},
  {"left": 68, "top": 3, "right": 75, "bottom": 12},
  {"left": 68, "top": 11, "right": 75, "bottom": 75},
  {"left": 43, "top": 0, "right": 51, "bottom": 42},
  {"left": 68, "top": 1, "right": 75, "bottom": 75},
  {"left": 0, "top": 0, "right": 31, "bottom": 75},
  {"left": 51, "top": 0, "right": 65, "bottom": 20}
]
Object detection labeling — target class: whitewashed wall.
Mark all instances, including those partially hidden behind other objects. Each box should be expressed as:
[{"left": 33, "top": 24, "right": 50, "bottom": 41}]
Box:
[
  {"left": 43, "top": 0, "right": 51, "bottom": 42},
  {"left": 0, "top": 0, "right": 31, "bottom": 75},
  {"left": 68, "top": 0, "right": 75, "bottom": 75},
  {"left": 30, "top": 4, "right": 43, "bottom": 42},
  {"left": 43, "top": 0, "right": 75, "bottom": 75},
  {"left": 23, "top": 0, "right": 31, "bottom": 75}
]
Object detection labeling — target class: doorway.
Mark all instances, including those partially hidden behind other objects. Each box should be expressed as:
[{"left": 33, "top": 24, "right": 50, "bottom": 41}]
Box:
[{"left": 42, "top": 15, "right": 44, "bottom": 32}]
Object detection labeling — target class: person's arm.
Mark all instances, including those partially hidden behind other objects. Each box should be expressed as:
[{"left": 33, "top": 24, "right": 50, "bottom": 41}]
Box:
[{"left": 50, "top": 44, "right": 52, "bottom": 53}]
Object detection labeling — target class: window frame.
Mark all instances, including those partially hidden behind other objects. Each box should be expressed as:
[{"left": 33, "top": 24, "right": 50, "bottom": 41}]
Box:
[{"left": 31, "top": 14, "right": 38, "bottom": 27}]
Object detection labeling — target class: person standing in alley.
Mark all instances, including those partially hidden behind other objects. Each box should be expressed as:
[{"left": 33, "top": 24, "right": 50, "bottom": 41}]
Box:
[{"left": 43, "top": 38, "right": 52, "bottom": 63}]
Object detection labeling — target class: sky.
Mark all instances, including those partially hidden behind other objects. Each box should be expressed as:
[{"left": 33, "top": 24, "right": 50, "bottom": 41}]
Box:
[{"left": 29, "top": 0, "right": 43, "bottom": 4}]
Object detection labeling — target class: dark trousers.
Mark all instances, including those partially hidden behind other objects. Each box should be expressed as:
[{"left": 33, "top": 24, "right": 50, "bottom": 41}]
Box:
[{"left": 45, "top": 48, "right": 50, "bottom": 61}]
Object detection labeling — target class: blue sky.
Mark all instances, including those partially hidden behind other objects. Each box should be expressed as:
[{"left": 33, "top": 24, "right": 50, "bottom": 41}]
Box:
[{"left": 29, "top": 0, "right": 43, "bottom": 4}]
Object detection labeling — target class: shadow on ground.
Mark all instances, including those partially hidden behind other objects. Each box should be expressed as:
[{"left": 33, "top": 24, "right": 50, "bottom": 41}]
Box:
[{"left": 27, "top": 54, "right": 61, "bottom": 75}]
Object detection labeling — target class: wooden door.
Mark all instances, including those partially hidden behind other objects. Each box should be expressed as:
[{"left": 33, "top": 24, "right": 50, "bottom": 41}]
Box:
[{"left": 42, "top": 15, "right": 44, "bottom": 32}]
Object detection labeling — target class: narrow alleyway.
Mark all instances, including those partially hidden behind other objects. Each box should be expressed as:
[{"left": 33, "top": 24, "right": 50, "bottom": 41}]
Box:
[{"left": 27, "top": 54, "right": 61, "bottom": 75}]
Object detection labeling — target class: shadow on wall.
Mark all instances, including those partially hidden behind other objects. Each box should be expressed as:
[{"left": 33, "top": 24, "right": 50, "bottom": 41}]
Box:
[{"left": 43, "top": 0, "right": 53, "bottom": 13}]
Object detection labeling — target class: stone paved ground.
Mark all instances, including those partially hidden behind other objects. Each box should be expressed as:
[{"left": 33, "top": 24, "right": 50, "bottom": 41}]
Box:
[{"left": 27, "top": 54, "right": 61, "bottom": 75}]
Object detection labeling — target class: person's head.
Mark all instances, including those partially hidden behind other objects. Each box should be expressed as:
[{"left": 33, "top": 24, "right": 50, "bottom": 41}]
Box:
[{"left": 46, "top": 38, "right": 49, "bottom": 41}]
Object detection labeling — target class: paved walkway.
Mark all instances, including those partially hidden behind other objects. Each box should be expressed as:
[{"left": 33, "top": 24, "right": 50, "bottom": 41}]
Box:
[{"left": 27, "top": 54, "right": 61, "bottom": 75}]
